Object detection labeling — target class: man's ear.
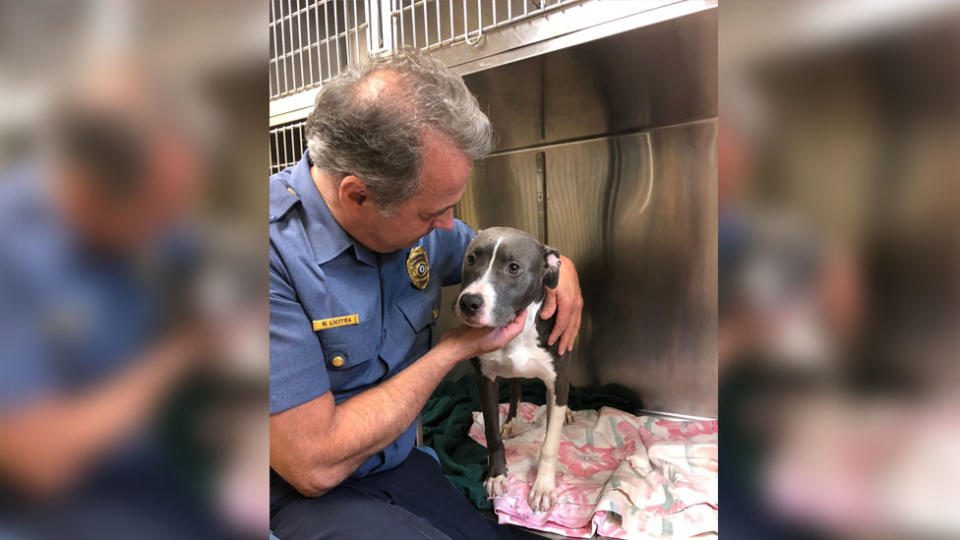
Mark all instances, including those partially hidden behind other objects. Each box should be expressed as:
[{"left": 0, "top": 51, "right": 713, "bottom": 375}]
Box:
[
  {"left": 543, "top": 246, "right": 561, "bottom": 289},
  {"left": 339, "top": 175, "right": 368, "bottom": 214}
]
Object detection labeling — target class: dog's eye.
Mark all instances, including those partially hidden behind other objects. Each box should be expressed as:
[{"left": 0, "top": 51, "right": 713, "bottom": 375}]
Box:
[
  {"left": 507, "top": 263, "right": 521, "bottom": 274},
  {"left": 466, "top": 254, "right": 476, "bottom": 265}
]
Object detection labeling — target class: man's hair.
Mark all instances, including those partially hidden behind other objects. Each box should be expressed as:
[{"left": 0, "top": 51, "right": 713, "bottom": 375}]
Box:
[
  {"left": 304, "top": 49, "right": 493, "bottom": 214},
  {"left": 54, "top": 108, "right": 148, "bottom": 200}
]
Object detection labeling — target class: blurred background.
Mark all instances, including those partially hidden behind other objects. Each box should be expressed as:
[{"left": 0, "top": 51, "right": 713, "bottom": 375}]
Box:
[
  {"left": 720, "top": 0, "right": 959, "bottom": 538},
  {"left": 0, "top": 1, "right": 268, "bottom": 538}
]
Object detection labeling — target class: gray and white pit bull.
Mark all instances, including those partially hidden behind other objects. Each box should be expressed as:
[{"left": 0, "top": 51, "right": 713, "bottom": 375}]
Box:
[{"left": 454, "top": 227, "right": 572, "bottom": 512}]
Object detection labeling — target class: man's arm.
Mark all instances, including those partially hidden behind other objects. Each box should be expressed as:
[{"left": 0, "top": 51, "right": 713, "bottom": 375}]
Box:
[
  {"left": 0, "top": 330, "right": 202, "bottom": 498},
  {"left": 270, "top": 315, "right": 525, "bottom": 497}
]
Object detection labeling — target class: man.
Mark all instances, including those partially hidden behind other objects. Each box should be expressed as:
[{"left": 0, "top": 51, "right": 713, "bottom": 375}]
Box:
[
  {"left": 269, "top": 51, "right": 583, "bottom": 539},
  {"left": 0, "top": 63, "right": 222, "bottom": 539}
]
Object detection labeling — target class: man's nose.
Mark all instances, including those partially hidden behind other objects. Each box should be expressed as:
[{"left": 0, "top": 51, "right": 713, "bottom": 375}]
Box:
[
  {"left": 459, "top": 293, "right": 484, "bottom": 315},
  {"left": 432, "top": 209, "right": 455, "bottom": 231}
]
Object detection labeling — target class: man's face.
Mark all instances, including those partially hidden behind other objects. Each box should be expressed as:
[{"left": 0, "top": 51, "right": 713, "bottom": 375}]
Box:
[
  {"left": 61, "top": 119, "right": 203, "bottom": 254},
  {"left": 365, "top": 131, "right": 472, "bottom": 252}
]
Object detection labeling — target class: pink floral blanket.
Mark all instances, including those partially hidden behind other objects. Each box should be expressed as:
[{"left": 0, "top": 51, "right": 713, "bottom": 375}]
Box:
[{"left": 469, "top": 403, "right": 718, "bottom": 538}]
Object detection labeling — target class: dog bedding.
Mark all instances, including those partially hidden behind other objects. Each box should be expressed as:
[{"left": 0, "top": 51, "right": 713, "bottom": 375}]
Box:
[
  {"left": 468, "top": 403, "right": 718, "bottom": 539},
  {"left": 421, "top": 374, "right": 643, "bottom": 512}
]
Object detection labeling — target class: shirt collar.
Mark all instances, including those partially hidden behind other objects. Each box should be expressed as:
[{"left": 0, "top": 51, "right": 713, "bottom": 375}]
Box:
[{"left": 288, "top": 154, "right": 378, "bottom": 267}]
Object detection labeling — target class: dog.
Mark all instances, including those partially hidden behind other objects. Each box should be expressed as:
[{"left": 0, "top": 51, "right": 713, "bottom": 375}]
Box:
[{"left": 454, "top": 227, "right": 571, "bottom": 512}]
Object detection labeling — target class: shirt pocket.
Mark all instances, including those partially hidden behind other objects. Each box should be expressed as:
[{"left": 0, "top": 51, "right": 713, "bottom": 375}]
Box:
[
  {"left": 396, "top": 284, "right": 441, "bottom": 334},
  {"left": 316, "top": 318, "right": 379, "bottom": 392}
]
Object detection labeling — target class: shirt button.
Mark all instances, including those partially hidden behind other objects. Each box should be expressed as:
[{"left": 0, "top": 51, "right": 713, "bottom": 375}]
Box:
[
  {"left": 432, "top": 309, "right": 438, "bottom": 320},
  {"left": 287, "top": 187, "right": 297, "bottom": 196},
  {"left": 331, "top": 355, "right": 345, "bottom": 367}
]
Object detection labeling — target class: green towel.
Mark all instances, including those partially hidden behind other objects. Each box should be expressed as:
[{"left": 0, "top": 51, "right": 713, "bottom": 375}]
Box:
[{"left": 421, "top": 373, "right": 643, "bottom": 510}]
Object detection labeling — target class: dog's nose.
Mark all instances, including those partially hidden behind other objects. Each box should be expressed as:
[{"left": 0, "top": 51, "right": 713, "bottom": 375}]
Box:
[{"left": 459, "top": 294, "right": 484, "bottom": 315}]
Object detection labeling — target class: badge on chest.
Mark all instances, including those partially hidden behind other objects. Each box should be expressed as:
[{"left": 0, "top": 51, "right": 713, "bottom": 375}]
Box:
[{"left": 406, "top": 246, "right": 430, "bottom": 290}]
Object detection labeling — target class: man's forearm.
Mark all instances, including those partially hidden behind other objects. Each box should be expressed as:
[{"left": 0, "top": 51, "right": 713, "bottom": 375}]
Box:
[
  {"left": 314, "top": 340, "right": 467, "bottom": 489},
  {"left": 271, "top": 321, "right": 521, "bottom": 497},
  {"left": 0, "top": 333, "right": 197, "bottom": 497}
]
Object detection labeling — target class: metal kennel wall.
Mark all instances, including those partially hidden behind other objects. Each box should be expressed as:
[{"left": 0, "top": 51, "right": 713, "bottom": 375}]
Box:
[{"left": 268, "top": 0, "right": 718, "bottom": 418}]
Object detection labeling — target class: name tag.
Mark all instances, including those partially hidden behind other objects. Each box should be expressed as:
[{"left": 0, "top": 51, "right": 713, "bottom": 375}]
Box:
[{"left": 313, "top": 314, "right": 359, "bottom": 331}]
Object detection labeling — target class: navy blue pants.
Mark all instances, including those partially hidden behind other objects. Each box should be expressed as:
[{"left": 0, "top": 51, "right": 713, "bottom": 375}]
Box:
[{"left": 271, "top": 448, "right": 535, "bottom": 540}]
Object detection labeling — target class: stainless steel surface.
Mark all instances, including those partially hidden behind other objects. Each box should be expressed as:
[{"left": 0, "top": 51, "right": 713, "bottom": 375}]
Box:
[
  {"left": 457, "top": 150, "right": 544, "bottom": 238},
  {"left": 447, "top": 0, "right": 716, "bottom": 77},
  {"left": 462, "top": 8, "right": 717, "bottom": 152},
  {"left": 437, "top": 0, "right": 714, "bottom": 73},
  {"left": 545, "top": 122, "right": 718, "bottom": 417},
  {"left": 543, "top": 11, "right": 716, "bottom": 141},
  {"left": 463, "top": 57, "right": 546, "bottom": 151}
]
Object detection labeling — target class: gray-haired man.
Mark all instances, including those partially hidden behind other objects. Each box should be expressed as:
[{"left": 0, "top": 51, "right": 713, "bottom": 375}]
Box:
[{"left": 269, "top": 51, "right": 583, "bottom": 539}]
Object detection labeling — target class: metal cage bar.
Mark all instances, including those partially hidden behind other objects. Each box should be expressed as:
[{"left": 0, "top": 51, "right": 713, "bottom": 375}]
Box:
[
  {"left": 384, "top": 0, "right": 586, "bottom": 54},
  {"left": 269, "top": 0, "right": 372, "bottom": 100},
  {"left": 269, "top": 0, "right": 591, "bottom": 101},
  {"left": 269, "top": 120, "right": 307, "bottom": 176}
]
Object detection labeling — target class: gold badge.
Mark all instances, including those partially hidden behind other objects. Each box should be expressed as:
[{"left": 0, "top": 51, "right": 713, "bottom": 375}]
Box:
[
  {"left": 406, "top": 246, "right": 430, "bottom": 290},
  {"left": 312, "top": 314, "right": 359, "bottom": 331}
]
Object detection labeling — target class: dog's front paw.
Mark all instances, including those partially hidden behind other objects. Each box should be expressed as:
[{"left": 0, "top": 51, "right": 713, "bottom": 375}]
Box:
[
  {"left": 500, "top": 417, "right": 520, "bottom": 438},
  {"left": 483, "top": 474, "right": 509, "bottom": 498},
  {"left": 527, "top": 476, "right": 557, "bottom": 512}
]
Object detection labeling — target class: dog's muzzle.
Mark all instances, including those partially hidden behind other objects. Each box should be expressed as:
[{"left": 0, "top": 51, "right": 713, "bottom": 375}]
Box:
[{"left": 458, "top": 293, "right": 484, "bottom": 316}]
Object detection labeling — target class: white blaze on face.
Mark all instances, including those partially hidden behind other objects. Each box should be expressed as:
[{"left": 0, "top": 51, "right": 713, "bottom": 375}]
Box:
[{"left": 457, "top": 236, "right": 503, "bottom": 327}]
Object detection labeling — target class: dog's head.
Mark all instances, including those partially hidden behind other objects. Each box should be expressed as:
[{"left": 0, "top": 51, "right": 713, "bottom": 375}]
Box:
[{"left": 455, "top": 227, "right": 561, "bottom": 327}]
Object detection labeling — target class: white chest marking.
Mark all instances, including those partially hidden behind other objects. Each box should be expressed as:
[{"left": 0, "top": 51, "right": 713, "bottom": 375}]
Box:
[{"left": 478, "top": 301, "right": 556, "bottom": 385}]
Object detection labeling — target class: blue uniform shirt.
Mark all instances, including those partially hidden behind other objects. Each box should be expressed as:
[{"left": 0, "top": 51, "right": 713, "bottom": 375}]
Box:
[
  {"left": 0, "top": 164, "right": 185, "bottom": 409},
  {"left": 269, "top": 154, "right": 474, "bottom": 478},
  {"left": 0, "top": 163, "right": 199, "bottom": 522}
]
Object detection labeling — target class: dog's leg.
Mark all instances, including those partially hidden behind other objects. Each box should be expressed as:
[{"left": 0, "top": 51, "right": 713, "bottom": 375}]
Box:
[
  {"left": 501, "top": 379, "right": 522, "bottom": 438},
  {"left": 475, "top": 366, "right": 508, "bottom": 498},
  {"left": 563, "top": 379, "right": 575, "bottom": 425},
  {"left": 558, "top": 368, "right": 574, "bottom": 426},
  {"left": 528, "top": 355, "right": 571, "bottom": 512},
  {"left": 528, "top": 384, "right": 566, "bottom": 512}
]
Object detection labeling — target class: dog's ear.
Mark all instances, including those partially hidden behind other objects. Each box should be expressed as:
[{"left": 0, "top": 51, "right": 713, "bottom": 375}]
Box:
[{"left": 543, "top": 246, "right": 561, "bottom": 289}]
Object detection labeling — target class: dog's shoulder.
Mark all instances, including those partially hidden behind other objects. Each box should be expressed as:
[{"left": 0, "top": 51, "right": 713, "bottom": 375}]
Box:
[{"left": 534, "top": 310, "right": 559, "bottom": 357}]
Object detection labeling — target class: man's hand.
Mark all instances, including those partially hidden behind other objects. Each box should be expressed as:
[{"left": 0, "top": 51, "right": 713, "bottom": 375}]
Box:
[
  {"left": 438, "top": 311, "right": 526, "bottom": 360},
  {"left": 539, "top": 255, "right": 583, "bottom": 355},
  {"left": 0, "top": 328, "right": 206, "bottom": 498}
]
